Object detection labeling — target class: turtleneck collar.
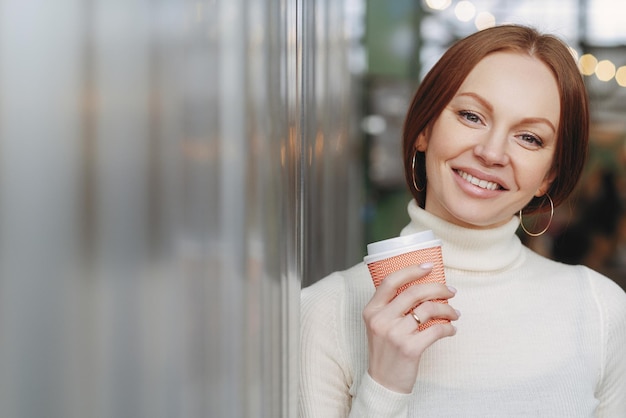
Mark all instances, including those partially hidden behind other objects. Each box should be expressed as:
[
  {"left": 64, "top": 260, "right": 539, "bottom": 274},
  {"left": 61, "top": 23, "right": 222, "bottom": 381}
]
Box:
[{"left": 400, "top": 200, "right": 524, "bottom": 273}]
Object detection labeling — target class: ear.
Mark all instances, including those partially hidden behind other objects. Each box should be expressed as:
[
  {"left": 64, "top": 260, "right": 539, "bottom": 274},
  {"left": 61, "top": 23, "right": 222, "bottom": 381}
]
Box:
[
  {"left": 415, "top": 130, "right": 428, "bottom": 152},
  {"left": 535, "top": 170, "right": 556, "bottom": 197}
]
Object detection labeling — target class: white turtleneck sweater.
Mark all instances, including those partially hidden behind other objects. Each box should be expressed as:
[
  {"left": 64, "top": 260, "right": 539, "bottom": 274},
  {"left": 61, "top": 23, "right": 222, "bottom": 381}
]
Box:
[{"left": 299, "top": 201, "right": 626, "bottom": 417}]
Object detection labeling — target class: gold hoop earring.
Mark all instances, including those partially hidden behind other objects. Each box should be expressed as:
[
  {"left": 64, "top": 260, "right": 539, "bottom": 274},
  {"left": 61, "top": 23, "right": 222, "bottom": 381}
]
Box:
[
  {"left": 411, "top": 151, "right": 425, "bottom": 192},
  {"left": 519, "top": 194, "right": 554, "bottom": 237}
]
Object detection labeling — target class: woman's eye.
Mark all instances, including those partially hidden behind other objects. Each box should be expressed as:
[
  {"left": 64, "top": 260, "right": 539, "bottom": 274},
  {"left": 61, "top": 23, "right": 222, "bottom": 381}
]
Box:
[
  {"left": 518, "top": 133, "right": 544, "bottom": 147},
  {"left": 459, "top": 110, "right": 482, "bottom": 124}
]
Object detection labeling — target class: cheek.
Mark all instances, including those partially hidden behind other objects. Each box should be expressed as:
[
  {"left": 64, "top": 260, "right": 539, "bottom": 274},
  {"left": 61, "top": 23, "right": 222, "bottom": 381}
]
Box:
[
  {"left": 513, "top": 157, "right": 554, "bottom": 191},
  {"left": 424, "top": 128, "right": 464, "bottom": 159}
]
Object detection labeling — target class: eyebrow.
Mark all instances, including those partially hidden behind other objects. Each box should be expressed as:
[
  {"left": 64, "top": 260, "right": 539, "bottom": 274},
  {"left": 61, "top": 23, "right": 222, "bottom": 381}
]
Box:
[{"left": 456, "top": 92, "right": 557, "bottom": 133}]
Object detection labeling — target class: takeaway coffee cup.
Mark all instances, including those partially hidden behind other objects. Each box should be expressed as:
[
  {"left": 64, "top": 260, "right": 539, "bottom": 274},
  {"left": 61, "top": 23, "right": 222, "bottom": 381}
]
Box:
[{"left": 364, "top": 230, "right": 447, "bottom": 330}]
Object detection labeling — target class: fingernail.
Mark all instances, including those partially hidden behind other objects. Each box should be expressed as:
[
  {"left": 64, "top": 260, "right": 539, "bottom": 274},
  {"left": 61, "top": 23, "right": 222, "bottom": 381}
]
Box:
[
  {"left": 419, "top": 262, "right": 434, "bottom": 269},
  {"left": 447, "top": 285, "right": 457, "bottom": 294},
  {"left": 454, "top": 309, "right": 461, "bottom": 318}
]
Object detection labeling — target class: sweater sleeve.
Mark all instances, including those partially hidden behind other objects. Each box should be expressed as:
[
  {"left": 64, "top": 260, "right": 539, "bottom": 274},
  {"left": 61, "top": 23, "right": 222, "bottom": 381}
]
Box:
[
  {"left": 349, "top": 373, "right": 412, "bottom": 418},
  {"left": 299, "top": 274, "right": 353, "bottom": 418},
  {"left": 589, "top": 270, "right": 626, "bottom": 417},
  {"left": 299, "top": 271, "right": 414, "bottom": 417}
]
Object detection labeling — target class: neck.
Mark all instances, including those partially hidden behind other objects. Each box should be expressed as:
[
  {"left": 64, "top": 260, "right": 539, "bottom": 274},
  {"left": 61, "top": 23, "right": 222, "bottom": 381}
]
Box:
[{"left": 401, "top": 200, "right": 523, "bottom": 272}]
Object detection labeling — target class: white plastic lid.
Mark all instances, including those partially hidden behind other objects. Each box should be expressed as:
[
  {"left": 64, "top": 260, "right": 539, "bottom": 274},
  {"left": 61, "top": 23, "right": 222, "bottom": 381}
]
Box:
[
  {"left": 366, "top": 230, "right": 436, "bottom": 255},
  {"left": 364, "top": 230, "right": 442, "bottom": 264}
]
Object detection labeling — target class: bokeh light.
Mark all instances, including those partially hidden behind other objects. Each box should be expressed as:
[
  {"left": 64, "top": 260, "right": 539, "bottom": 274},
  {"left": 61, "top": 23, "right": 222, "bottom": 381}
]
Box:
[
  {"left": 578, "top": 54, "right": 598, "bottom": 76},
  {"left": 474, "top": 11, "right": 496, "bottom": 30},
  {"left": 425, "top": 0, "right": 452, "bottom": 11},
  {"left": 615, "top": 66, "right": 626, "bottom": 87},
  {"left": 596, "top": 59, "right": 616, "bottom": 81},
  {"left": 455, "top": 1, "right": 476, "bottom": 22}
]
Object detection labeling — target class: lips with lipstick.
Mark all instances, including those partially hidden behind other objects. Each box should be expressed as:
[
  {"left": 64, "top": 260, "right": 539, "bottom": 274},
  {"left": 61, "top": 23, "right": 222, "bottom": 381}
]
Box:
[{"left": 455, "top": 169, "right": 506, "bottom": 191}]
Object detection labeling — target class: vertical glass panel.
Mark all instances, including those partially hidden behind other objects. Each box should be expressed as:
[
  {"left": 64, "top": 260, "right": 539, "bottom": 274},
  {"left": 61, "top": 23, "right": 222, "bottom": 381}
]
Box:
[
  {"left": 0, "top": 0, "right": 308, "bottom": 417},
  {"left": 0, "top": 0, "right": 362, "bottom": 415},
  {"left": 0, "top": 1, "right": 82, "bottom": 417},
  {"left": 302, "top": 0, "right": 364, "bottom": 287}
]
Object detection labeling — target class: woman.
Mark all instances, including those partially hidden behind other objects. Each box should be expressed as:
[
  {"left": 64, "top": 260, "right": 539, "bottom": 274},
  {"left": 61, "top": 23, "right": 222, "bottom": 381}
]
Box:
[{"left": 299, "top": 25, "right": 626, "bottom": 417}]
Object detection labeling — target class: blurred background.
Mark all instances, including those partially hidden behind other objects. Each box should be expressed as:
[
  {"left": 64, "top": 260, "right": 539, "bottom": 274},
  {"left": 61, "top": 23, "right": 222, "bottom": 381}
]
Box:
[{"left": 0, "top": 0, "right": 623, "bottom": 417}]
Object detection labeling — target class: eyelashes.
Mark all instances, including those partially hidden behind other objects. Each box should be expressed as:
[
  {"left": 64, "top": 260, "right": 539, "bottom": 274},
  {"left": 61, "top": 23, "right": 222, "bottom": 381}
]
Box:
[
  {"left": 517, "top": 133, "right": 544, "bottom": 147},
  {"left": 458, "top": 110, "right": 482, "bottom": 124}
]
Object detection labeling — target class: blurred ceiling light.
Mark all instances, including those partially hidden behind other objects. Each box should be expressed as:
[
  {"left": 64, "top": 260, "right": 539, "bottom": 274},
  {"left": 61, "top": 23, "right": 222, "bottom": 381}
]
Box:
[
  {"left": 474, "top": 11, "right": 496, "bottom": 30},
  {"left": 595, "top": 59, "right": 616, "bottom": 81},
  {"left": 455, "top": 1, "right": 476, "bottom": 22},
  {"left": 587, "top": 0, "right": 626, "bottom": 45},
  {"left": 425, "top": 0, "right": 452, "bottom": 11},
  {"left": 615, "top": 66, "right": 626, "bottom": 87},
  {"left": 578, "top": 54, "right": 598, "bottom": 76}
]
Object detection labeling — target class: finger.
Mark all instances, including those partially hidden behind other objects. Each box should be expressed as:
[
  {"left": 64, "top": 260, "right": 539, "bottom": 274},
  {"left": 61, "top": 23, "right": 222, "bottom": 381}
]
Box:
[
  {"left": 402, "top": 322, "right": 458, "bottom": 356},
  {"left": 369, "top": 263, "right": 434, "bottom": 307},
  {"left": 387, "top": 282, "right": 456, "bottom": 318},
  {"left": 409, "top": 301, "right": 460, "bottom": 330},
  {"left": 373, "top": 291, "right": 459, "bottom": 339}
]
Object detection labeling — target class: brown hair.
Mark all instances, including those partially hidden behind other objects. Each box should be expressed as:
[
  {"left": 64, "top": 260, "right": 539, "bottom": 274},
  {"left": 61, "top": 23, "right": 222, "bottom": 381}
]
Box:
[{"left": 403, "top": 25, "right": 589, "bottom": 214}]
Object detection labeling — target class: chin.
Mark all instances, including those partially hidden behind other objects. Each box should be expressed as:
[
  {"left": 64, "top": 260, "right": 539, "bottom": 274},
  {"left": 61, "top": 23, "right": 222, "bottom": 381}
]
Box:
[{"left": 446, "top": 209, "right": 510, "bottom": 230}]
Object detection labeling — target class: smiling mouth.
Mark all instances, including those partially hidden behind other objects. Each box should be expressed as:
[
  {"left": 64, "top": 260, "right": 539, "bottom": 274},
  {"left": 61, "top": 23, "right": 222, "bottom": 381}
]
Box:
[{"left": 455, "top": 169, "right": 505, "bottom": 191}]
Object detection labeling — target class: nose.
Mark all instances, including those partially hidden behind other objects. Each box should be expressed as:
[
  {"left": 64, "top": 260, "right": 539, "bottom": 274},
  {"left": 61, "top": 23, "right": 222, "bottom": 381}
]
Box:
[{"left": 473, "top": 133, "right": 510, "bottom": 166}]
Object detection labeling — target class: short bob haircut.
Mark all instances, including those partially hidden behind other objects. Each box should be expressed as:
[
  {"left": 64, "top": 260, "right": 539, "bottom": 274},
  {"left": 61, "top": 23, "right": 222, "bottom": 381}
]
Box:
[{"left": 403, "top": 25, "right": 589, "bottom": 215}]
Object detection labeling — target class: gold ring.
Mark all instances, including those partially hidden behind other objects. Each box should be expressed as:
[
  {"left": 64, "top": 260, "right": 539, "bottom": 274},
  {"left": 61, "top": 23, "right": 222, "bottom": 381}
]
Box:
[{"left": 411, "top": 312, "right": 422, "bottom": 325}]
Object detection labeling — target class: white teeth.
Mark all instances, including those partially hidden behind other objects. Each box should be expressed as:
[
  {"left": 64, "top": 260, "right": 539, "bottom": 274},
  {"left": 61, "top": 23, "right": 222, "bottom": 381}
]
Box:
[{"left": 457, "top": 170, "right": 500, "bottom": 191}]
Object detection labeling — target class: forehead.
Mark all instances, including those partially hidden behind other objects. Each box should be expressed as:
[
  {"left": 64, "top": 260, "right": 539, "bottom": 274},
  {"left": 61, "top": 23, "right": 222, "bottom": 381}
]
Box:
[{"left": 455, "top": 51, "right": 561, "bottom": 127}]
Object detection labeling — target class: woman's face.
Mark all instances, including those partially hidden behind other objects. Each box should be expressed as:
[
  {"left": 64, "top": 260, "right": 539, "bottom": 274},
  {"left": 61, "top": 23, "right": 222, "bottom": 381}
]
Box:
[{"left": 416, "top": 51, "right": 560, "bottom": 229}]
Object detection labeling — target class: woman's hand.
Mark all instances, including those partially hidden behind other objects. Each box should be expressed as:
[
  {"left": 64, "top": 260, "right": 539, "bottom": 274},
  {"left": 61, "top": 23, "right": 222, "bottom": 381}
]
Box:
[{"left": 362, "top": 263, "right": 459, "bottom": 394}]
